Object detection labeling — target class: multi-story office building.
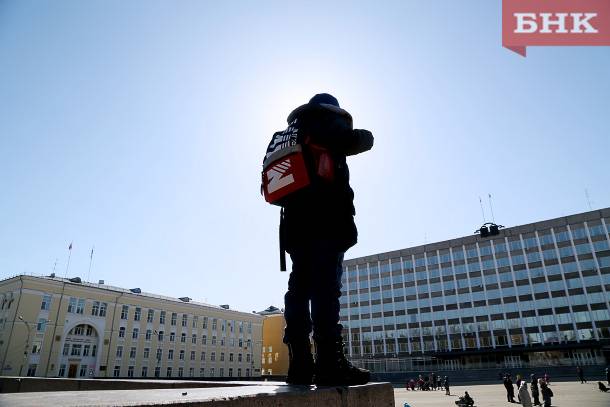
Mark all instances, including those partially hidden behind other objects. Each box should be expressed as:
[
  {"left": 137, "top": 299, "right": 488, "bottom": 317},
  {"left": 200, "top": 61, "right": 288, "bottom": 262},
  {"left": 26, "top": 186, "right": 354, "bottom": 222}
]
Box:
[
  {"left": 0, "top": 275, "right": 263, "bottom": 379},
  {"left": 340, "top": 208, "right": 610, "bottom": 372}
]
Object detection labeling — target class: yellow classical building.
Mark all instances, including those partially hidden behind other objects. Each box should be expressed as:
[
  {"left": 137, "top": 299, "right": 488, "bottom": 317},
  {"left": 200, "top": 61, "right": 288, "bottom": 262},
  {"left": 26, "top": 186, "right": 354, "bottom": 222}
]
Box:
[
  {"left": 0, "top": 275, "right": 263, "bottom": 379},
  {"left": 258, "top": 306, "right": 289, "bottom": 377}
]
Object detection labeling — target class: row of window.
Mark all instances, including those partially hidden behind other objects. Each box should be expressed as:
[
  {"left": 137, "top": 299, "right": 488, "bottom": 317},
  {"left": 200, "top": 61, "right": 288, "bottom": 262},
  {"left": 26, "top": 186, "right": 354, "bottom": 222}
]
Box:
[
  {"left": 114, "top": 346, "right": 252, "bottom": 363},
  {"left": 62, "top": 343, "right": 98, "bottom": 357},
  {"left": 117, "top": 327, "right": 251, "bottom": 348},
  {"left": 345, "top": 223, "right": 610, "bottom": 279},
  {"left": 111, "top": 365, "right": 250, "bottom": 378}
]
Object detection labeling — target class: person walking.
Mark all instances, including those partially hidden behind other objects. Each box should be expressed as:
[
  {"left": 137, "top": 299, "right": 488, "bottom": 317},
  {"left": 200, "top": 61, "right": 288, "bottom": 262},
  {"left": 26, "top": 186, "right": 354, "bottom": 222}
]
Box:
[
  {"left": 504, "top": 375, "right": 516, "bottom": 403},
  {"left": 540, "top": 381, "right": 553, "bottom": 407},
  {"left": 530, "top": 374, "right": 541, "bottom": 406},
  {"left": 269, "top": 93, "right": 374, "bottom": 386},
  {"left": 606, "top": 367, "right": 609, "bottom": 385},
  {"left": 444, "top": 376, "right": 450, "bottom": 395},
  {"left": 577, "top": 366, "right": 586, "bottom": 383},
  {"left": 431, "top": 372, "right": 437, "bottom": 390},
  {"left": 519, "top": 381, "right": 533, "bottom": 407}
]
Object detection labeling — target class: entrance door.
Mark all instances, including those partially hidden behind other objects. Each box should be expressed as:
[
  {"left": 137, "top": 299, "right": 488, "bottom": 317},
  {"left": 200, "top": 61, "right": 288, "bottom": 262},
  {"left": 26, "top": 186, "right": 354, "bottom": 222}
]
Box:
[{"left": 68, "top": 364, "right": 78, "bottom": 378}]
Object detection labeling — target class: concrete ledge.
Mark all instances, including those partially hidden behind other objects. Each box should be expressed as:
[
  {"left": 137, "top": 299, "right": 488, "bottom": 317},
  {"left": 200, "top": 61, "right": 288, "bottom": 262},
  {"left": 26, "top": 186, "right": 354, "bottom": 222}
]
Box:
[
  {"left": 0, "top": 376, "right": 262, "bottom": 393},
  {"left": 0, "top": 382, "right": 394, "bottom": 407}
]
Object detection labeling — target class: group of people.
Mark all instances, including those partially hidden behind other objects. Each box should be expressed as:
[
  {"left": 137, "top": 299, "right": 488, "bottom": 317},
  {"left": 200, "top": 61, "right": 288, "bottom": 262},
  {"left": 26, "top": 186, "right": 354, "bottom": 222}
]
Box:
[
  {"left": 503, "top": 374, "right": 553, "bottom": 407},
  {"left": 405, "top": 373, "right": 450, "bottom": 394}
]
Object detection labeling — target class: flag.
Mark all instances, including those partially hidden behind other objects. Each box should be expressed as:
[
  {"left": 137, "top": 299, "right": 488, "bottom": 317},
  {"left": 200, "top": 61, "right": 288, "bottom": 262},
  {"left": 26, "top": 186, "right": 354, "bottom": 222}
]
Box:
[
  {"left": 68, "top": 242, "right": 73, "bottom": 250},
  {"left": 90, "top": 247, "right": 94, "bottom": 259}
]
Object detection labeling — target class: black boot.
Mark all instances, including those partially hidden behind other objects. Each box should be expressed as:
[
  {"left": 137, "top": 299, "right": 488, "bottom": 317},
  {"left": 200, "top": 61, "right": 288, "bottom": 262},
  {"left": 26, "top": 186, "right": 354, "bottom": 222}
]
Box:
[
  {"left": 285, "top": 339, "right": 314, "bottom": 385},
  {"left": 313, "top": 338, "right": 370, "bottom": 386}
]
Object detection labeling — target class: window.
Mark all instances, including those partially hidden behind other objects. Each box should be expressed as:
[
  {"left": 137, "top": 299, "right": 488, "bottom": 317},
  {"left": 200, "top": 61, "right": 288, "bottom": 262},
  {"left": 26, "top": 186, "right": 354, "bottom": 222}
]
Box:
[
  {"left": 147, "top": 309, "right": 154, "bottom": 323},
  {"left": 121, "top": 305, "right": 129, "bottom": 320},
  {"left": 141, "top": 366, "right": 148, "bottom": 377},
  {"left": 80, "top": 365, "right": 88, "bottom": 377},
  {"left": 83, "top": 345, "right": 90, "bottom": 356},
  {"left": 179, "top": 350, "right": 185, "bottom": 360},
  {"left": 178, "top": 367, "right": 183, "bottom": 377},
  {"left": 211, "top": 352, "right": 216, "bottom": 361},
  {"left": 41, "top": 294, "right": 52, "bottom": 310},
  {"left": 132, "top": 328, "right": 139, "bottom": 339},
  {"left": 166, "top": 367, "right": 173, "bottom": 377},
  {"left": 238, "top": 353, "right": 242, "bottom": 362},
  {"left": 75, "top": 299, "right": 85, "bottom": 314},
  {"left": 168, "top": 349, "right": 174, "bottom": 360},
  {"left": 201, "top": 351, "right": 206, "bottom": 361},
  {"left": 100, "top": 302, "right": 107, "bottom": 317},
  {"left": 134, "top": 307, "right": 141, "bottom": 321},
  {"left": 181, "top": 333, "right": 186, "bottom": 343},
  {"left": 212, "top": 335, "right": 216, "bottom": 345},
  {"left": 63, "top": 343, "right": 70, "bottom": 355},
  {"left": 200, "top": 368, "right": 205, "bottom": 377},
  {"left": 219, "top": 368, "right": 224, "bottom": 377},
  {"left": 71, "top": 344, "right": 82, "bottom": 356},
  {"left": 91, "top": 345, "right": 97, "bottom": 357},
  {"left": 203, "top": 317, "right": 208, "bottom": 329},
  {"left": 212, "top": 318, "right": 217, "bottom": 330},
  {"left": 146, "top": 329, "right": 152, "bottom": 341},
  {"left": 116, "top": 346, "right": 123, "bottom": 358},
  {"left": 182, "top": 314, "right": 188, "bottom": 327},
  {"left": 113, "top": 366, "right": 121, "bottom": 377},
  {"left": 68, "top": 298, "right": 77, "bottom": 313},
  {"left": 155, "top": 367, "right": 161, "bottom": 378},
  {"left": 130, "top": 347, "right": 137, "bottom": 359},
  {"left": 158, "top": 330, "right": 164, "bottom": 341},
  {"left": 220, "top": 352, "right": 225, "bottom": 362},
  {"left": 210, "top": 368, "right": 215, "bottom": 377},
  {"left": 202, "top": 335, "right": 207, "bottom": 345},
  {"left": 189, "top": 367, "right": 194, "bottom": 377},
  {"left": 160, "top": 311, "right": 166, "bottom": 324},
  {"left": 193, "top": 316, "right": 198, "bottom": 328},
  {"left": 119, "top": 327, "right": 126, "bottom": 338},
  {"left": 192, "top": 334, "right": 197, "bottom": 344},
  {"left": 229, "top": 353, "right": 234, "bottom": 362},
  {"left": 58, "top": 364, "right": 66, "bottom": 377},
  {"left": 91, "top": 301, "right": 100, "bottom": 316},
  {"left": 190, "top": 350, "right": 196, "bottom": 360},
  {"left": 143, "top": 348, "right": 150, "bottom": 359},
  {"left": 170, "top": 332, "right": 176, "bottom": 342},
  {"left": 36, "top": 318, "right": 47, "bottom": 331},
  {"left": 73, "top": 325, "right": 84, "bottom": 335},
  {"left": 156, "top": 348, "right": 163, "bottom": 361},
  {"left": 171, "top": 312, "right": 177, "bottom": 326}
]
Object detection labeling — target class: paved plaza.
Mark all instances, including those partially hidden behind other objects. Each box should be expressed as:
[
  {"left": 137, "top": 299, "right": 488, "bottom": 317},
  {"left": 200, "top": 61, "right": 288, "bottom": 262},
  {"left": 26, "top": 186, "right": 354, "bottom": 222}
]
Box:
[{"left": 394, "top": 381, "right": 610, "bottom": 407}]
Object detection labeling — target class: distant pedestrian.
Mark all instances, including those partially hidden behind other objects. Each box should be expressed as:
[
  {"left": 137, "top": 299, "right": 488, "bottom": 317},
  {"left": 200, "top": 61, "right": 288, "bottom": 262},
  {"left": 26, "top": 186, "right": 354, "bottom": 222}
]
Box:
[
  {"left": 540, "top": 381, "right": 553, "bottom": 407},
  {"left": 444, "top": 376, "right": 450, "bottom": 395},
  {"left": 516, "top": 374, "right": 522, "bottom": 402},
  {"left": 519, "top": 381, "right": 533, "bottom": 407},
  {"left": 431, "top": 372, "right": 437, "bottom": 390},
  {"left": 504, "top": 375, "right": 516, "bottom": 403},
  {"left": 530, "top": 374, "right": 541, "bottom": 406},
  {"left": 577, "top": 366, "right": 586, "bottom": 383},
  {"left": 543, "top": 372, "right": 550, "bottom": 384},
  {"left": 606, "top": 367, "right": 609, "bottom": 385}
]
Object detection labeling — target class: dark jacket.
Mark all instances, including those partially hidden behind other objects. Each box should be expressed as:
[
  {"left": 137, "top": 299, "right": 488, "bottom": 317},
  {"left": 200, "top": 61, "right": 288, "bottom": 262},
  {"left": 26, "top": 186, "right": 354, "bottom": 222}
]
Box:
[{"left": 281, "top": 103, "right": 373, "bottom": 253}]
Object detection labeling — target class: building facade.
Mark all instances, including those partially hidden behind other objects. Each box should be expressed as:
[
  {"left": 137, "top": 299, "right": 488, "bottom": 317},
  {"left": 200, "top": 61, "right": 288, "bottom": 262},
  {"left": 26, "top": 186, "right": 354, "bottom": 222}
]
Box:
[
  {"left": 258, "top": 306, "right": 289, "bottom": 376},
  {"left": 0, "top": 275, "right": 263, "bottom": 379},
  {"left": 340, "top": 208, "right": 610, "bottom": 373}
]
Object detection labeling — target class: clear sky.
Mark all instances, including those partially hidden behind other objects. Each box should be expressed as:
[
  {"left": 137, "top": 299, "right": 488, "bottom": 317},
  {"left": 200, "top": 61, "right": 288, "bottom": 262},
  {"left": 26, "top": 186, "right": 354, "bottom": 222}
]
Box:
[{"left": 1, "top": 1, "right": 609, "bottom": 313}]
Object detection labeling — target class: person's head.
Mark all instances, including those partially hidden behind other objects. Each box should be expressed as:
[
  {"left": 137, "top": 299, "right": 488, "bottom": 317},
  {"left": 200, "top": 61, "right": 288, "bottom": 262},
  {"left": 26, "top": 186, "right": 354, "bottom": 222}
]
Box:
[
  {"left": 465, "top": 391, "right": 469, "bottom": 396},
  {"left": 309, "top": 93, "right": 340, "bottom": 108}
]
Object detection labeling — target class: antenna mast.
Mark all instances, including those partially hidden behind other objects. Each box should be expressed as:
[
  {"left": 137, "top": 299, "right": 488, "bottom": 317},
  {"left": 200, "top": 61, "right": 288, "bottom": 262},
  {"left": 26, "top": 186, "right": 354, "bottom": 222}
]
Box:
[
  {"left": 585, "top": 189, "right": 592, "bottom": 210},
  {"left": 479, "top": 196, "right": 487, "bottom": 223},
  {"left": 488, "top": 193, "right": 496, "bottom": 223}
]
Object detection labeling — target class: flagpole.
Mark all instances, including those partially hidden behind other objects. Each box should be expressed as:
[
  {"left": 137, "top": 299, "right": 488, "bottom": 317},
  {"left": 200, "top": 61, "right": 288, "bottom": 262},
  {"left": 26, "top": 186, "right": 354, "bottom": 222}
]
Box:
[
  {"left": 87, "top": 246, "right": 94, "bottom": 282},
  {"left": 64, "top": 242, "right": 73, "bottom": 278}
]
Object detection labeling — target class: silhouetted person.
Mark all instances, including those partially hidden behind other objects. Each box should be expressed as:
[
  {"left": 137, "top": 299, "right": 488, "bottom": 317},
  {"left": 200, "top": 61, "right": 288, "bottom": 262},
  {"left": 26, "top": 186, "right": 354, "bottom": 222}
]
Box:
[
  {"left": 519, "top": 381, "right": 533, "bottom": 407},
  {"left": 530, "top": 374, "right": 541, "bottom": 406},
  {"left": 504, "top": 375, "right": 516, "bottom": 402},
  {"left": 577, "top": 366, "right": 586, "bottom": 383},
  {"left": 444, "top": 376, "right": 450, "bottom": 395},
  {"left": 606, "top": 367, "right": 609, "bottom": 385},
  {"left": 275, "top": 93, "right": 373, "bottom": 386},
  {"left": 455, "top": 391, "right": 474, "bottom": 406},
  {"left": 540, "top": 381, "right": 553, "bottom": 407}
]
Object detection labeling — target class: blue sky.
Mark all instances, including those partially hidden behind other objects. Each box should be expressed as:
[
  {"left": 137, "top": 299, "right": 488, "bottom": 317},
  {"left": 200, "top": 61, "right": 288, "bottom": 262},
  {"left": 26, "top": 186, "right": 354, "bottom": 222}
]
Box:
[{"left": 1, "top": 1, "right": 609, "bottom": 313}]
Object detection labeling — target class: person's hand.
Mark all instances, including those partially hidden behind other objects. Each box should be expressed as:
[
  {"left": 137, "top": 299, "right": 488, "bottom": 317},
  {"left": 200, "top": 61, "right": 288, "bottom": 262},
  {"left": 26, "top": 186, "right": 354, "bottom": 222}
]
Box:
[{"left": 345, "top": 129, "right": 374, "bottom": 156}]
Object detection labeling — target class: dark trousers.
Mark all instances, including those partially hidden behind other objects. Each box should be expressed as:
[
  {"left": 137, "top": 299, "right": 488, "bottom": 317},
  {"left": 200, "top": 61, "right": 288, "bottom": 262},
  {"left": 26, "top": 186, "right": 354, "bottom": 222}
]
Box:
[{"left": 283, "top": 241, "right": 344, "bottom": 345}]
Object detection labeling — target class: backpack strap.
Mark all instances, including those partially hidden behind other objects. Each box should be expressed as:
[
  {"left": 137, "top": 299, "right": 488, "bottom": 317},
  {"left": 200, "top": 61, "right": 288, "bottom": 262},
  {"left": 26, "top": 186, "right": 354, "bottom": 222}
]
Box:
[{"left": 279, "top": 207, "right": 287, "bottom": 272}]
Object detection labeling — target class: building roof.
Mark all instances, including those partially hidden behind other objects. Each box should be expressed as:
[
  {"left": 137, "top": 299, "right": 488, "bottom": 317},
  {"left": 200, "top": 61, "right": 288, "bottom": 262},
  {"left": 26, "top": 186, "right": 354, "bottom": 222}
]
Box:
[
  {"left": 344, "top": 207, "right": 610, "bottom": 266},
  {"left": 0, "top": 274, "right": 264, "bottom": 320}
]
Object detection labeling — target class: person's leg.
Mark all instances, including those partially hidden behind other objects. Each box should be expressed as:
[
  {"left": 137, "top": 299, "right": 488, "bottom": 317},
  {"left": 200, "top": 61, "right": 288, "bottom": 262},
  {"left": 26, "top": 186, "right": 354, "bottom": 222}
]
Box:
[
  {"left": 309, "top": 244, "right": 369, "bottom": 385},
  {"left": 283, "top": 249, "right": 314, "bottom": 384}
]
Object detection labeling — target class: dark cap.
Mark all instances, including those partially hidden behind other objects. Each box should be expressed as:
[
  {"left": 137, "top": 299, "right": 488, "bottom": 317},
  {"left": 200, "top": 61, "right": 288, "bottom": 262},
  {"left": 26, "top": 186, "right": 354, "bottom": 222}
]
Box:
[{"left": 309, "top": 93, "right": 340, "bottom": 108}]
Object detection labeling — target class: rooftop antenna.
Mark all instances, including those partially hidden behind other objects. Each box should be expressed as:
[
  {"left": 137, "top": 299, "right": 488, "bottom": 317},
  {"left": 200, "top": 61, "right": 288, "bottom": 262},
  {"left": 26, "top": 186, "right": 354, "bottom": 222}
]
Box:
[
  {"left": 87, "top": 246, "right": 95, "bottom": 282},
  {"left": 52, "top": 258, "right": 58, "bottom": 274},
  {"left": 488, "top": 193, "right": 496, "bottom": 223},
  {"left": 585, "top": 189, "right": 592, "bottom": 211},
  {"left": 64, "top": 242, "right": 73, "bottom": 278},
  {"left": 479, "top": 196, "right": 487, "bottom": 223}
]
